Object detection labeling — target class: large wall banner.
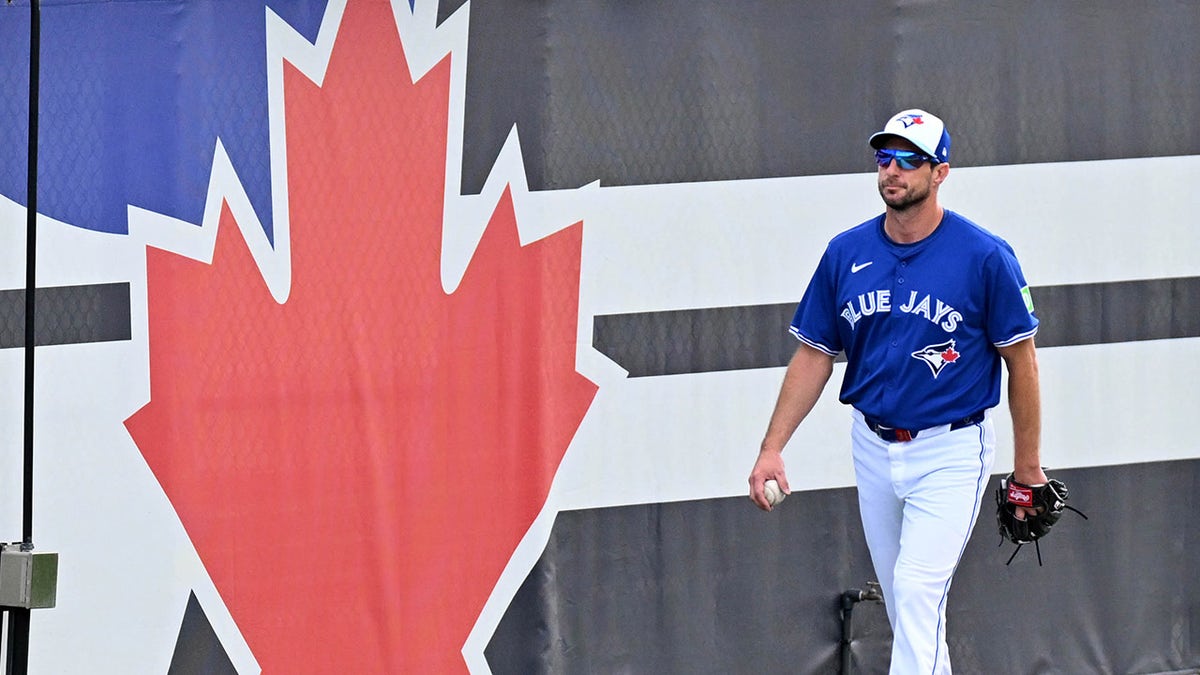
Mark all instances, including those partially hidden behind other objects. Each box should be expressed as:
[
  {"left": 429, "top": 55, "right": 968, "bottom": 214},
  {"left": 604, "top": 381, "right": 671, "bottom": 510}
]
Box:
[{"left": 0, "top": 1, "right": 1197, "bottom": 673}]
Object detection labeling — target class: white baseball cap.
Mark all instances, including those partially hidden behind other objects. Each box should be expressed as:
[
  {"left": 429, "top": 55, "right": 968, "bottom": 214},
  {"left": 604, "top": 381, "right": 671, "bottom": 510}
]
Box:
[{"left": 869, "top": 109, "right": 951, "bottom": 164}]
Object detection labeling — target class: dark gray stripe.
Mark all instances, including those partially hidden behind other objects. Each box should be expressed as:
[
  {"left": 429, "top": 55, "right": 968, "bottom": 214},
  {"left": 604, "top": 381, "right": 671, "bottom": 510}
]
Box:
[
  {"left": 487, "top": 460, "right": 1199, "bottom": 674},
  {"left": 167, "top": 592, "right": 237, "bottom": 675},
  {"left": 436, "top": 0, "right": 467, "bottom": 26},
  {"left": 0, "top": 282, "right": 131, "bottom": 348},
  {"left": 1033, "top": 277, "right": 1200, "bottom": 347},
  {"left": 593, "top": 277, "right": 1200, "bottom": 377},
  {"left": 462, "top": 1, "right": 1200, "bottom": 194}
]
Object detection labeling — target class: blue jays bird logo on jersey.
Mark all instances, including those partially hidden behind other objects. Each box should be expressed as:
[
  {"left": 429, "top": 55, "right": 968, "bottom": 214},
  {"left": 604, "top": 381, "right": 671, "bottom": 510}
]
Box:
[{"left": 911, "top": 339, "right": 960, "bottom": 378}]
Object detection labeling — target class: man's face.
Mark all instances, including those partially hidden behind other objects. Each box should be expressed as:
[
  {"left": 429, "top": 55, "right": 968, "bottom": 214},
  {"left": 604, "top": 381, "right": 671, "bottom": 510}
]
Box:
[{"left": 876, "top": 138, "right": 937, "bottom": 211}]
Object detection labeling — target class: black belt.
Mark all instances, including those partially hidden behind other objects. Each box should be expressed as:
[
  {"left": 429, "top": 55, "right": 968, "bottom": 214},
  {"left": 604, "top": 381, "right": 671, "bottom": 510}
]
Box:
[{"left": 862, "top": 411, "right": 986, "bottom": 443}]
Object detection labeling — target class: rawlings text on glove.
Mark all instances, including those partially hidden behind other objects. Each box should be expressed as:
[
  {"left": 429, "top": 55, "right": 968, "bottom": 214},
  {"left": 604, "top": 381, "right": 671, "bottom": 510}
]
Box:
[{"left": 995, "top": 472, "right": 1087, "bottom": 565}]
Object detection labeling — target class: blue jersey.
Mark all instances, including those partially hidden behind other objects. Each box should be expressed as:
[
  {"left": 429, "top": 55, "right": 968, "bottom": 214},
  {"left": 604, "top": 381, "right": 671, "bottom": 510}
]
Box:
[{"left": 789, "top": 210, "right": 1038, "bottom": 430}]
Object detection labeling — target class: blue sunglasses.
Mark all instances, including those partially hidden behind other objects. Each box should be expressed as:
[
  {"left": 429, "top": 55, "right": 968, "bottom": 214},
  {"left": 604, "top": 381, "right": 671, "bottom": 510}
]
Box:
[{"left": 874, "top": 148, "right": 937, "bottom": 170}]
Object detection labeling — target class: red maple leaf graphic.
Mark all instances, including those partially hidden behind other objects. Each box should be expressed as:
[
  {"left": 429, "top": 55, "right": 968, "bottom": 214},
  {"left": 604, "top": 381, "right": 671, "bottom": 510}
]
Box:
[
  {"left": 941, "top": 347, "right": 960, "bottom": 363},
  {"left": 124, "top": 2, "right": 597, "bottom": 672}
]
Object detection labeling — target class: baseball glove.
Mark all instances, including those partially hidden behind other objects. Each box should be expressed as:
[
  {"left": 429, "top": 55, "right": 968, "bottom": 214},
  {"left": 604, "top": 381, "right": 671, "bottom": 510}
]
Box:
[{"left": 995, "top": 473, "right": 1087, "bottom": 565}]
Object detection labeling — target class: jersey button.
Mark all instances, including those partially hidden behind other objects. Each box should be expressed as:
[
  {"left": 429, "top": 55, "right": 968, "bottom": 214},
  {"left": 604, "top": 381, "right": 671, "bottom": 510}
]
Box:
[{"left": 897, "top": 276, "right": 905, "bottom": 284}]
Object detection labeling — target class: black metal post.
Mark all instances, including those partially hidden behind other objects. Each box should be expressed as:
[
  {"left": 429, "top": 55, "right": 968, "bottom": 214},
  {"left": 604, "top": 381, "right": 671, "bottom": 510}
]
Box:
[
  {"left": 8, "top": 1, "right": 41, "bottom": 673},
  {"left": 21, "top": 0, "right": 41, "bottom": 553},
  {"left": 3, "top": 610, "right": 30, "bottom": 675}
]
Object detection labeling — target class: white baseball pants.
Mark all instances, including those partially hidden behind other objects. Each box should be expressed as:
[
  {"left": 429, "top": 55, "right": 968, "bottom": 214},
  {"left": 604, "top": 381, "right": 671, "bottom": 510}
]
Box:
[{"left": 850, "top": 409, "right": 996, "bottom": 675}]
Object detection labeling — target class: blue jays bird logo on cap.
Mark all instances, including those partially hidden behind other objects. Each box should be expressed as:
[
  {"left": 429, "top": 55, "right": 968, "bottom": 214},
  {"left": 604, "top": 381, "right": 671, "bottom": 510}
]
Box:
[
  {"left": 911, "top": 339, "right": 961, "bottom": 378},
  {"left": 869, "top": 108, "right": 951, "bottom": 163}
]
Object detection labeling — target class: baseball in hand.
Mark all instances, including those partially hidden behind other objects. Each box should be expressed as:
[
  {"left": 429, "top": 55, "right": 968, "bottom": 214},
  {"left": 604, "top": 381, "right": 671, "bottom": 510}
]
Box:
[{"left": 764, "top": 479, "right": 786, "bottom": 507}]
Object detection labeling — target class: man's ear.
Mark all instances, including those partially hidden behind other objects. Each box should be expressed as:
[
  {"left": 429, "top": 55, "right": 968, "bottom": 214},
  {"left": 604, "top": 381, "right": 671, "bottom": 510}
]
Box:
[{"left": 933, "top": 162, "right": 950, "bottom": 185}]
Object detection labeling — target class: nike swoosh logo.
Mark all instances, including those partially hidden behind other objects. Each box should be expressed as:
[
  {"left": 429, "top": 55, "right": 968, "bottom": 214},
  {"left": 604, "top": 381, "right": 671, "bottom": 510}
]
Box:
[{"left": 851, "top": 261, "right": 874, "bottom": 273}]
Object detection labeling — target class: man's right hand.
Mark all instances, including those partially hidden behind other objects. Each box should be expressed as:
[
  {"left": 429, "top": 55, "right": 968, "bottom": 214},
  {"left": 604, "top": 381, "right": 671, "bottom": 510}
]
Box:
[{"left": 748, "top": 449, "right": 790, "bottom": 511}]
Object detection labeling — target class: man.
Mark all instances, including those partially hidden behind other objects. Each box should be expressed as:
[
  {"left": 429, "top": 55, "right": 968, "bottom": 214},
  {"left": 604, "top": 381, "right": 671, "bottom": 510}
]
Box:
[{"left": 748, "top": 109, "right": 1046, "bottom": 674}]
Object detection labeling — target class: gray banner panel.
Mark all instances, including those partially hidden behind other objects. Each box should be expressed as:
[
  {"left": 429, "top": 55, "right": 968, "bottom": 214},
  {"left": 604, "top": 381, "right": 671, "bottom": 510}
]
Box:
[
  {"left": 462, "top": 1, "right": 1200, "bottom": 194},
  {"left": 594, "top": 277, "right": 1200, "bottom": 377},
  {"left": 0, "top": 282, "right": 131, "bottom": 348},
  {"left": 167, "top": 592, "right": 237, "bottom": 675},
  {"left": 488, "top": 461, "right": 1200, "bottom": 674}
]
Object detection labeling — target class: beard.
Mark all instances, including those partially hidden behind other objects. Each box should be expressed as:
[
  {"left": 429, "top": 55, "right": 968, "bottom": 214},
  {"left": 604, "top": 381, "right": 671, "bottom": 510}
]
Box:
[{"left": 878, "top": 176, "right": 931, "bottom": 211}]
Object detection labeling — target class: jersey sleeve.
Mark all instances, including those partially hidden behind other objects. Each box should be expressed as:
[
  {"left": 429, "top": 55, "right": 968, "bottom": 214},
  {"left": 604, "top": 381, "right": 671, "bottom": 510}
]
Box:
[
  {"left": 985, "top": 245, "right": 1039, "bottom": 347},
  {"left": 789, "top": 246, "right": 842, "bottom": 356}
]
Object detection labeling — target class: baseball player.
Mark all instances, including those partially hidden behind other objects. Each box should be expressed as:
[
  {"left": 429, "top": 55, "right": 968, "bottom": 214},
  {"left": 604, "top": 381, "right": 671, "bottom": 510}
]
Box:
[{"left": 748, "top": 109, "right": 1047, "bottom": 674}]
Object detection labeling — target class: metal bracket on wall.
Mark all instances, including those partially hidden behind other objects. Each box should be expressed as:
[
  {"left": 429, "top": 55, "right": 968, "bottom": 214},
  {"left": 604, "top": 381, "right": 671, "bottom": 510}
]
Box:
[{"left": 0, "top": 545, "right": 57, "bottom": 610}]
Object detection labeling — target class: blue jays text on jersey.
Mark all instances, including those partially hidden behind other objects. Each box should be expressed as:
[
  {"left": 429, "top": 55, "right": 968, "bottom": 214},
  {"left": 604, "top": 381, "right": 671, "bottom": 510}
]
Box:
[
  {"left": 839, "top": 288, "right": 963, "bottom": 333},
  {"left": 789, "top": 210, "right": 1038, "bottom": 431}
]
